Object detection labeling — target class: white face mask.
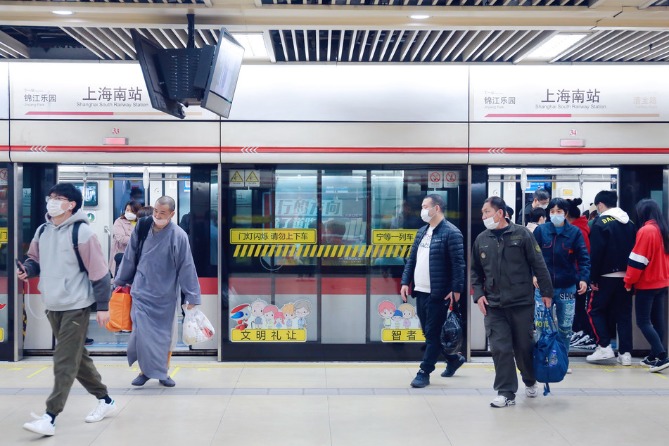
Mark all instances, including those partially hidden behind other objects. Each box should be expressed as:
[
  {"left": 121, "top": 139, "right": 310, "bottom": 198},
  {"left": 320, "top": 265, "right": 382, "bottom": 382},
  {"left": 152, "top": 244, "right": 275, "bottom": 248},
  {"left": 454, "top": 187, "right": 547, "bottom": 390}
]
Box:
[
  {"left": 420, "top": 208, "right": 433, "bottom": 223},
  {"left": 483, "top": 216, "right": 499, "bottom": 230},
  {"left": 153, "top": 216, "right": 169, "bottom": 227},
  {"left": 539, "top": 204, "right": 548, "bottom": 209},
  {"left": 46, "top": 199, "right": 67, "bottom": 218},
  {"left": 125, "top": 212, "right": 137, "bottom": 221}
]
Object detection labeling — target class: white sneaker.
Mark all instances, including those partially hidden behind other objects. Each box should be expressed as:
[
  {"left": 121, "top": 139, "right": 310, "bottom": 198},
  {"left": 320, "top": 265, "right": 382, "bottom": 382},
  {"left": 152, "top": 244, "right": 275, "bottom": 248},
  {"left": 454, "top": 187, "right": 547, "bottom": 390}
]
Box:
[
  {"left": 23, "top": 413, "right": 55, "bottom": 436},
  {"left": 586, "top": 345, "right": 615, "bottom": 362},
  {"left": 617, "top": 352, "right": 632, "bottom": 366},
  {"left": 490, "top": 395, "right": 516, "bottom": 408},
  {"left": 566, "top": 368, "right": 573, "bottom": 374},
  {"left": 85, "top": 399, "right": 117, "bottom": 423},
  {"left": 525, "top": 383, "right": 539, "bottom": 398}
]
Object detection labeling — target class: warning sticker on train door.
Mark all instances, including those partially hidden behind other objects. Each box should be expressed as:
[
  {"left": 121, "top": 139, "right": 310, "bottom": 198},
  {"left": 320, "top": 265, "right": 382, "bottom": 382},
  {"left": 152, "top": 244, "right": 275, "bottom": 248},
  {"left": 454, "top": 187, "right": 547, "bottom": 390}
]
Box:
[
  {"left": 245, "top": 170, "right": 260, "bottom": 187},
  {"left": 229, "top": 170, "right": 245, "bottom": 187}
]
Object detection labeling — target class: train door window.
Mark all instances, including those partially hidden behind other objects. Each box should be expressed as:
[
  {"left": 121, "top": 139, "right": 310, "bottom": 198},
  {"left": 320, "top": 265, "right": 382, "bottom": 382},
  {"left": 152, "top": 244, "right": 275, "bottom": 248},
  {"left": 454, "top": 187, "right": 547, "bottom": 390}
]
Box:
[
  {"left": 0, "top": 165, "right": 8, "bottom": 347},
  {"left": 369, "top": 168, "right": 467, "bottom": 343}
]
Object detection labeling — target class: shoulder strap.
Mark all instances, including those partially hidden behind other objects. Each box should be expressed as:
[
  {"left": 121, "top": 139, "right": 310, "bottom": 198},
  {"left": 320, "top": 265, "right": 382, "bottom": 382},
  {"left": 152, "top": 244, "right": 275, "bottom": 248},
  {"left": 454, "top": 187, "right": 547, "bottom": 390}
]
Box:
[
  {"left": 37, "top": 224, "right": 46, "bottom": 239},
  {"left": 72, "top": 221, "right": 88, "bottom": 274},
  {"left": 134, "top": 216, "right": 152, "bottom": 266}
]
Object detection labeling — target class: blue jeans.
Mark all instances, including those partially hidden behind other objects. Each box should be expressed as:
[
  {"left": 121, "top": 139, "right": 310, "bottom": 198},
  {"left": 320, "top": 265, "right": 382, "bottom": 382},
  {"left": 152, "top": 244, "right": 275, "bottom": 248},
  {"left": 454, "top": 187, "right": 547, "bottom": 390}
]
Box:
[
  {"left": 534, "top": 285, "right": 576, "bottom": 353},
  {"left": 635, "top": 288, "right": 668, "bottom": 358}
]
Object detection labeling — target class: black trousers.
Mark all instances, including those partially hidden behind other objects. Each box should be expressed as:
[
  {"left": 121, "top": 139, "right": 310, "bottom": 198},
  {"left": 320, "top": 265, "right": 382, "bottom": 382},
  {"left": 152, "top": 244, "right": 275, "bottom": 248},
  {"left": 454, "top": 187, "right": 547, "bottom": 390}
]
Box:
[
  {"left": 414, "top": 291, "right": 459, "bottom": 374},
  {"left": 485, "top": 304, "right": 536, "bottom": 399},
  {"left": 587, "top": 276, "right": 633, "bottom": 353}
]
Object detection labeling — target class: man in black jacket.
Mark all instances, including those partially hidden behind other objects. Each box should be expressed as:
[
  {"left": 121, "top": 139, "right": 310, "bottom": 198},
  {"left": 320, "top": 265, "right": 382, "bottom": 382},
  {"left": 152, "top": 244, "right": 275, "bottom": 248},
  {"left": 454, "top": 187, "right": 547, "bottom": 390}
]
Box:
[
  {"left": 472, "top": 196, "right": 553, "bottom": 408},
  {"left": 586, "top": 190, "right": 636, "bottom": 365},
  {"left": 401, "top": 194, "right": 466, "bottom": 388}
]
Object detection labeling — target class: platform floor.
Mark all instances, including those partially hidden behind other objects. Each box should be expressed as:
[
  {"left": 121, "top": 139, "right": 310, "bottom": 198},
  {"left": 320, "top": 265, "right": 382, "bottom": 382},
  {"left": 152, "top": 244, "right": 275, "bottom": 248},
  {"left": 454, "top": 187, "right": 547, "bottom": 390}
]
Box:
[{"left": 1, "top": 356, "right": 668, "bottom": 446}]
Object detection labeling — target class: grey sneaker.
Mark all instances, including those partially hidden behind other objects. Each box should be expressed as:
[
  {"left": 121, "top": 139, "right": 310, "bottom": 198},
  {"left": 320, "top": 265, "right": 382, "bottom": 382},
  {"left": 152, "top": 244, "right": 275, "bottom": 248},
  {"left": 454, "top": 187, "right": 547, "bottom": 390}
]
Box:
[
  {"left": 23, "top": 413, "right": 55, "bottom": 436},
  {"left": 159, "top": 376, "right": 176, "bottom": 387},
  {"left": 490, "top": 395, "right": 516, "bottom": 408},
  {"left": 410, "top": 370, "right": 430, "bottom": 388},
  {"left": 132, "top": 374, "right": 150, "bottom": 386},
  {"left": 525, "top": 383, "right": 539, "bottom": 398}
]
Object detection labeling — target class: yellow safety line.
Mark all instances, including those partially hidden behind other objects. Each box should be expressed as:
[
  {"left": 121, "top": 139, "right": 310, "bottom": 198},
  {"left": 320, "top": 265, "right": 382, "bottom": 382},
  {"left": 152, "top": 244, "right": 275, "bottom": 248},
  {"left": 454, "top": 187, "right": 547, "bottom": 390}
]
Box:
[
  {"left": 170, "top": 366, "right": 181, "bottom": 378},
  {"left": 27, "top": 366, "right": 50, "bottom": 378},
  {"left": 233, "top": 245, "right": 241, "bottom": 257}
]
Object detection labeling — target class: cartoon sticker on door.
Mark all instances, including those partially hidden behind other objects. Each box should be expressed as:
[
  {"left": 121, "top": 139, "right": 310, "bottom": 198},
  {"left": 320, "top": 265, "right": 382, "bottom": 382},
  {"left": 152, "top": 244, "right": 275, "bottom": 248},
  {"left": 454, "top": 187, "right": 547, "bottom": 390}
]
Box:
[{"left": 230, "top": 298, "right": 308, "bottom": 342}]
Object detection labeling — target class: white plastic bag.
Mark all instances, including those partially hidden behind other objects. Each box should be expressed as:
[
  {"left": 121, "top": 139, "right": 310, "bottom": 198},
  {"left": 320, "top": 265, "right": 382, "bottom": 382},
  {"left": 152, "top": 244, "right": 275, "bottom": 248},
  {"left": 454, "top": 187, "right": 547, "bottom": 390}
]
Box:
[{"left": 182, "top": 305, "right": 215, "bottom": 345}]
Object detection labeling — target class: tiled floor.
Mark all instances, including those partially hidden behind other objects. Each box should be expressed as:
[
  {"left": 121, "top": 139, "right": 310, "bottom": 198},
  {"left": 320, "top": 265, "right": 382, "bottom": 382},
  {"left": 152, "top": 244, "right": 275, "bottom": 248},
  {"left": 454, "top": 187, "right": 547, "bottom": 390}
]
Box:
[{"left": 2, "top": 356, "right": 669, "bottom": 445}]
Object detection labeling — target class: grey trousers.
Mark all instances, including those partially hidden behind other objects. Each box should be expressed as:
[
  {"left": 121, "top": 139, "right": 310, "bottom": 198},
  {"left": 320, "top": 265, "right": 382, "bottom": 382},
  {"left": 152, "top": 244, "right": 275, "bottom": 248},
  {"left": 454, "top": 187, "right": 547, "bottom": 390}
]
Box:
[
  {"left": 484, "top": 304, "right": 536, "bottom": 399},
  {"left": 46, "top": 307, "right": 108, "bottom": 415}
]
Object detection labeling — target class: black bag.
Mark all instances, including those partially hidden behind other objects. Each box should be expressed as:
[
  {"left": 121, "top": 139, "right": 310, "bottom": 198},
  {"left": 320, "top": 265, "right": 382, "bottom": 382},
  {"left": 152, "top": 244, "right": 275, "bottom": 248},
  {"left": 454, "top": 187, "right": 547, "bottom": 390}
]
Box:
[{"left": 440, "top": 301, "right": 463, "bottom": 355}]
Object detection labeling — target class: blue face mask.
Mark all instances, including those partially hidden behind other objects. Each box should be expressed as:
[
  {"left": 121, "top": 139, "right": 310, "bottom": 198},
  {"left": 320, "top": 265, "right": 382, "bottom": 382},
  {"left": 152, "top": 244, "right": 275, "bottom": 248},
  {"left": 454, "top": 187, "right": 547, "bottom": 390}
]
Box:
[{"left": 550, "top": 214, "right": 565, "bottom": 226}]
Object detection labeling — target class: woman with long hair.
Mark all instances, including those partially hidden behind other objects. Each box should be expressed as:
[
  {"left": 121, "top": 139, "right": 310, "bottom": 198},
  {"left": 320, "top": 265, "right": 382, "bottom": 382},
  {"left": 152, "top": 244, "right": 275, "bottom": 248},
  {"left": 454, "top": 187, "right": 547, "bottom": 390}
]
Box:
[
  {"left": 624, "top": 199, "right": 669, "bottom": 372},
  {"left": 110, "top": 200, "right": 141, "bottom": 276}
]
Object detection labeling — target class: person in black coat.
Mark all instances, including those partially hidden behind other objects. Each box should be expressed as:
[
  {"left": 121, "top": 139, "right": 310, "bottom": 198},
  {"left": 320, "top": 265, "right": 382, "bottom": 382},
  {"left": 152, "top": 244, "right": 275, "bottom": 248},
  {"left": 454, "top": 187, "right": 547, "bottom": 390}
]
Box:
[{"left": 400, "top": 194, "right": 466, "bottom": 388}]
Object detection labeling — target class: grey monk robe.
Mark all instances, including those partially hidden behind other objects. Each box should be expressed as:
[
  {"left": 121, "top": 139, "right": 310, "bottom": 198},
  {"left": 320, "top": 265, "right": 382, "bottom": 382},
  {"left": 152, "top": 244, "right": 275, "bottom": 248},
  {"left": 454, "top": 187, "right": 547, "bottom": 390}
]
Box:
[{"left": 114, "top": 220, "right": 201, "bottom": 380}]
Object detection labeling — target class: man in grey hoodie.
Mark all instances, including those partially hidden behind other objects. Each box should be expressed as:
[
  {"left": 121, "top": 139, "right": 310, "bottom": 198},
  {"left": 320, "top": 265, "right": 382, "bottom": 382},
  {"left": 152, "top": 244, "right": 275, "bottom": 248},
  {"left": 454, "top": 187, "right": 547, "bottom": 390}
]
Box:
[{"left": 17, "top": 183, "right": 117, "bottom": 437}]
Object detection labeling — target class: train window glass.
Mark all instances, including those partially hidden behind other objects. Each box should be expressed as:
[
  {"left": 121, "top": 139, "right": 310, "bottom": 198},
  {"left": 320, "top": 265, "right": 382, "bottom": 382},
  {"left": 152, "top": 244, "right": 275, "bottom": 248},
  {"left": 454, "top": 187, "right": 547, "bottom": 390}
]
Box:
[
  {"left": 321, "top": 170, "right": 367, "bottom": 268},
  {"left": 369, "top": 168, "right": 466, "bottom": 343},
  {"left": 0, "top": 164, "right": 7, "bottom": 344},
  {"left": 274, "top": 170, "right": 317, "bottom": 267},
  {"left": 177, "top": 176, "right": 191, "bottom": 225},
  {"left": 209, "top": 171, "right": 218, "bottom": 268}
]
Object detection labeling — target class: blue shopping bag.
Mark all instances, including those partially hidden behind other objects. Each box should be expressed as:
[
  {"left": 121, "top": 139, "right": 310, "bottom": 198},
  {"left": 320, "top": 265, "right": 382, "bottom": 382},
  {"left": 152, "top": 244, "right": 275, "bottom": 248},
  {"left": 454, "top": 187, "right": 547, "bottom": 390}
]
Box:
[{"left": 533, "top": 308, "right": 569, "bottom": 395}]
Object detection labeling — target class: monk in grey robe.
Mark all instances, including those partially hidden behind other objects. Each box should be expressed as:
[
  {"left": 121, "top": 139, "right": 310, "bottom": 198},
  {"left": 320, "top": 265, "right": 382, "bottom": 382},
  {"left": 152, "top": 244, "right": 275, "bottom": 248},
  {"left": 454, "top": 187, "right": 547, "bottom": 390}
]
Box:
[{"left": 115, "top": 196, "right": 201, "bottom": 387}]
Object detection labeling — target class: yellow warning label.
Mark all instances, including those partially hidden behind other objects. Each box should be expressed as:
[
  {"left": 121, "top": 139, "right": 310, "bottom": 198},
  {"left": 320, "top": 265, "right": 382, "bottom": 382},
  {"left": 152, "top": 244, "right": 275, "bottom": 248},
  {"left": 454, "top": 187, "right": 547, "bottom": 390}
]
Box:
[
  {"left": 232, "top": 244, "right": 411, "bottom": 258},
  {"left": 245, "top": 170, "right": 259, "bottom": 183},
  {"left": 0, "top": 327, "right": 4, "bottom": 342},
  {"left": 230, "top": 229, "right": 317, "bottom": 245},
  {"left": 0, "top": 228, "right": 7, "bottom": 244},
  {"left": 371, "top": 229, "right": 417, "bottom": 245},
  {"left": 231, "top": 329, "right": 307, "bottom": 342},
  {"left": 381, "top": 328, "right": 426, "bottom": 342},
  {"left": 230, "top": 171, "right": 244, "bottom": 184}
]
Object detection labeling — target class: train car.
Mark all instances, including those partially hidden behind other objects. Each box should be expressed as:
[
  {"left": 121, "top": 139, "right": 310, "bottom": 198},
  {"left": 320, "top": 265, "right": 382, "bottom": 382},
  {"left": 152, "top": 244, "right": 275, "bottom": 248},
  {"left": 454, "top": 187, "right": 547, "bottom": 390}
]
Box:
[{"left": 1, "top": 61, "right": 668, "bottom": 362}]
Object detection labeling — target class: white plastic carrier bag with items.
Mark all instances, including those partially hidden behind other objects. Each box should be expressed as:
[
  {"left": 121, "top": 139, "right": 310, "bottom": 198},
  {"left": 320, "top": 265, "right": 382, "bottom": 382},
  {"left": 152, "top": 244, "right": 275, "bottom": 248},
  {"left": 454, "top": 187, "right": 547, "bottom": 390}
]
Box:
[{"left": 182, "top": 304, "right": 216, "bottom": 345}]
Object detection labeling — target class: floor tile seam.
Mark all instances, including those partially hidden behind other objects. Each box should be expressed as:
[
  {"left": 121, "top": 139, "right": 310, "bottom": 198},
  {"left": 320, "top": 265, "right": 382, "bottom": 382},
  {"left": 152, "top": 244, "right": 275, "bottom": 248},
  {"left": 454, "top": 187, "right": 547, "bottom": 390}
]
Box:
[{"left": 423, "top": 394, "right": 455, "bottom": 445}]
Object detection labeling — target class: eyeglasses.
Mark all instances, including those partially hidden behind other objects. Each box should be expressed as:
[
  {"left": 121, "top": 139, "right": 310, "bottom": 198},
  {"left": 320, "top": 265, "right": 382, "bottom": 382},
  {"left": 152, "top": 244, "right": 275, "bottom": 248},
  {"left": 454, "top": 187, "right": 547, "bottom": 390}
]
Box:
[{"left": 45, "top": 196, "right": 70, "bottom": 203}]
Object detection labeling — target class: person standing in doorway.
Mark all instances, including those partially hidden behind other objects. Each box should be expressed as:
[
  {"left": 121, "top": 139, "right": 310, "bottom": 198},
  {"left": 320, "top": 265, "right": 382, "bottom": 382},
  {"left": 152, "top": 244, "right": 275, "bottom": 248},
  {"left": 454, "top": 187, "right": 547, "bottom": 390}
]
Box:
[
  {"left": 624, "top": 199, "right": 669, "bottom": 372},
  {"left": 114, "top": 196, "right": 201, "bottom": 387},
  {"left": 400, "top": 194, "right": 466, "bottom": 388},
  {"left": 472, "top": 196, "right": 553, "bottom": 408},
  {"left": 586, "top": 190, "right": 636, "bottom": 365},
  {"left": 518, "top": 188, "right": 550, "bottom": 225},
  {"left": 531, "top": 198, "right": 590, "bottom": 356},
  {"left": 17, "top": 183, "right": 116, "bottom": 436}
]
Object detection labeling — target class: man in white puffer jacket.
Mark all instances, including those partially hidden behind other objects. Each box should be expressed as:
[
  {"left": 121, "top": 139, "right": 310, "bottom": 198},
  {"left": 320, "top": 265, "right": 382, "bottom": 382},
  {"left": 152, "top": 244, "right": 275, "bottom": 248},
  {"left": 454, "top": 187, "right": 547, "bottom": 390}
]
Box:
[{"left": 17, "top": 183, "right": 117, "bottom": 437}]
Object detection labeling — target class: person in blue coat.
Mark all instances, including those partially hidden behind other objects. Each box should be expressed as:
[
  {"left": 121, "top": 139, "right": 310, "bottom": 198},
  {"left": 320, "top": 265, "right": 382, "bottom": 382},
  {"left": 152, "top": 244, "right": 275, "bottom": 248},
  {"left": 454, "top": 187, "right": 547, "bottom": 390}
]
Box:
[{"left": 532, "top": 197, "right": 591, "bottom": 354}]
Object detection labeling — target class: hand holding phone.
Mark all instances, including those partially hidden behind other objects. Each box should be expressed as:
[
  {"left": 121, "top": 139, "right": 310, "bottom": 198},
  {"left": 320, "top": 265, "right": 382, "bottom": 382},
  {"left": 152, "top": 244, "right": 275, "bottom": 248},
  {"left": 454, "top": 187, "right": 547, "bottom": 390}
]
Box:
[{"left": 16, "top": 260, "right": 28, "bottom": 281}]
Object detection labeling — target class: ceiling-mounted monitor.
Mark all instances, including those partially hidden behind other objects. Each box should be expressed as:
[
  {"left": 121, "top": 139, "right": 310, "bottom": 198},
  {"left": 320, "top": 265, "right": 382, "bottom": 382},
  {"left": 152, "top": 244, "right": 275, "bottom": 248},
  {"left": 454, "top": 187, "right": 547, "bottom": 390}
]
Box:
[
  {"left": 200, "top": 28, "right": 245, "bottom": 119},
  {"left": 130, "top": 30, "right": 186, "bottom": 119}
]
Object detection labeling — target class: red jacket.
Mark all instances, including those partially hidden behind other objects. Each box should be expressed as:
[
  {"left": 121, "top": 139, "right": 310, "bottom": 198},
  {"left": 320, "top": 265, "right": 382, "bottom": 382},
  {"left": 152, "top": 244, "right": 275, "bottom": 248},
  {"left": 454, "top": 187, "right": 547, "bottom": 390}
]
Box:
[
  {"left": 624, "top": 220, "right": 669, "bottom": 290},
  {"left": 570, "top": 216, "right": 591, "bottom": 253}
]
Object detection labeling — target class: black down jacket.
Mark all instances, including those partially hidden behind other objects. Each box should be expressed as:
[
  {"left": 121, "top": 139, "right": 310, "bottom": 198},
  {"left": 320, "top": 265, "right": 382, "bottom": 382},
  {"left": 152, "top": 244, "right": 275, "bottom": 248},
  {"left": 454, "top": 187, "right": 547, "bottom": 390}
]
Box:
[{"left": 401, "top": 219, "right": 466, "bottom": 299}]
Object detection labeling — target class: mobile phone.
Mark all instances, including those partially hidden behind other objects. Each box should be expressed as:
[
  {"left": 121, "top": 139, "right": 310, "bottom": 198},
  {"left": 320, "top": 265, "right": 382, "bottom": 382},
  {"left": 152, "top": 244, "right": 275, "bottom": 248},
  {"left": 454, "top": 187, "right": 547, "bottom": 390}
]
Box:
[{"left": 15, "top": 259, "right": 26, "bottom": 273}]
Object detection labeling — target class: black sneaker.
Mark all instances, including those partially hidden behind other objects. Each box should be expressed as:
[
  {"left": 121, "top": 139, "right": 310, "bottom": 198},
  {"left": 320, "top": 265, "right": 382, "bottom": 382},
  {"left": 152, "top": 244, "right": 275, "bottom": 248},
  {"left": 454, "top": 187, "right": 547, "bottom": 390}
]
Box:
[
  {"left": 649, "top": 358, "right": 669, "bottom": 373},
  {"left": 410, "top": 370, "right": 430, "bottom": 388},
  {"left": 441, "top": 354, "right": 466, "bottom": 377},
  {"left": 85, "top": 338, "right": 94, "bottom": 346},
  {"left": 640, "top": 356, "right": 657, "bottom": 367}
]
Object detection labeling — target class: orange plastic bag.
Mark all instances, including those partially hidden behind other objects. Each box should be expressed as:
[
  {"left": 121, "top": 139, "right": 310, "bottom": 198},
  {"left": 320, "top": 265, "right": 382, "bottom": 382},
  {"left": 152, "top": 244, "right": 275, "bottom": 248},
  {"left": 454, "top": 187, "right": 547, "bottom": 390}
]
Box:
[{"left": 106, "top": 286, "right": 132, "bottom": 332}]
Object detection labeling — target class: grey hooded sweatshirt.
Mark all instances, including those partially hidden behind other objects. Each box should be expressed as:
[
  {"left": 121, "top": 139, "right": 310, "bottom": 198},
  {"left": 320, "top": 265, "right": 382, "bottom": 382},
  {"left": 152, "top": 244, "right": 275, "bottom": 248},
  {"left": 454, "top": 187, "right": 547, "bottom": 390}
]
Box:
[{"left": 23, "top": 210, "right": 111, "bottom": 311}]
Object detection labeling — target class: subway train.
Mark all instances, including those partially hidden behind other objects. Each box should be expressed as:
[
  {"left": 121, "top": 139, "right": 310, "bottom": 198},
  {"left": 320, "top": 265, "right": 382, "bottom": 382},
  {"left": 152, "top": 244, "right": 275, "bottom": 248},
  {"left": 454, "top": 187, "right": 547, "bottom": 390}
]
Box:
[{"left": 0, "top": 61, "right": 668, "bottom": 362}]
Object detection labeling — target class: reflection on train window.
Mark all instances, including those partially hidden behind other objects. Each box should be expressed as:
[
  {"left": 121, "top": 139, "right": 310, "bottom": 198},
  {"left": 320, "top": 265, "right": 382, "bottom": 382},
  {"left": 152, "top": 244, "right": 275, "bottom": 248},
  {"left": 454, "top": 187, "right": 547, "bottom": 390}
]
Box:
[{"left": 321, "top": 170, "right": 367, "bottom": 267}]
